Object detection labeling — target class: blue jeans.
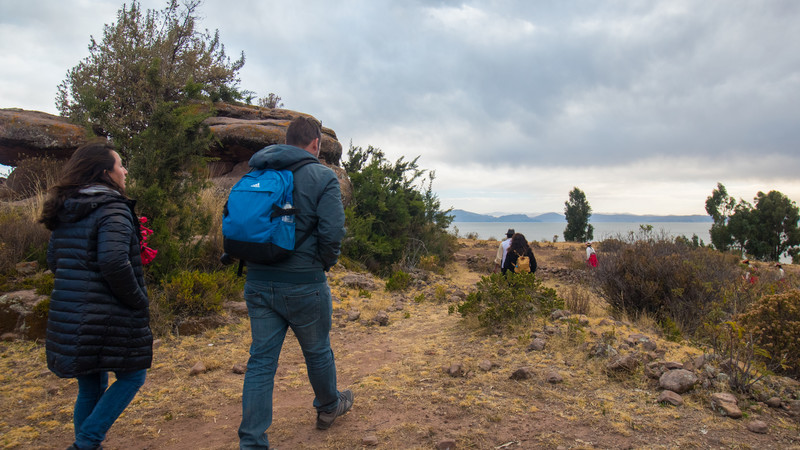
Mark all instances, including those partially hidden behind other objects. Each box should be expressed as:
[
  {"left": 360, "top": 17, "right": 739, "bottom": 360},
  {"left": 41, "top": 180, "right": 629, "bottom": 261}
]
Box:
[
  {"left": 239, "top": 280, "right": 341, "bottom": 450},
  {"left": 73, "top": 369, "right": 147, "bottom": 449}
]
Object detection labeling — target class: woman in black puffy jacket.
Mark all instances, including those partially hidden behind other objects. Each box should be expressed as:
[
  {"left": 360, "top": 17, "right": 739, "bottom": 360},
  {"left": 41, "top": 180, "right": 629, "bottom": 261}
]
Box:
[
  {"left": 502, "top": 233, "right": 537, "bottom": 274},
  {"left": 39, "top": 139, "right": 151, "bottom": 450}
]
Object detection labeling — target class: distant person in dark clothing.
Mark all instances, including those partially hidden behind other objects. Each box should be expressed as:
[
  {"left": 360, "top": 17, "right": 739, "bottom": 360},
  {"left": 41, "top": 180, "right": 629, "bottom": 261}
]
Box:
[
  {"left": 493, "top": 228, "right": 515, "bottom": 273},
  {"left": 502, "top": 233, "right": 537, "bottom": 274},
  {"left": 39, "top": 139, "right": 151, "bottom": 450}
]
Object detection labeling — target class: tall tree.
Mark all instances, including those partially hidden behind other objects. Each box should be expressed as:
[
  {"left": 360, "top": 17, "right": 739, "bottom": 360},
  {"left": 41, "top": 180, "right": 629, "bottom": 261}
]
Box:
[
  {"left": 728, "top": 191, "right": 800, "bottom": 262},
  {"left": 563, "top": 187, "right": 594, "bottom": 242},
  {"left": 56, "top": 0, "right": 245, "bottom": 154},
  {"left": 705, "top": 182, "right": 737, "bottom": 252}
]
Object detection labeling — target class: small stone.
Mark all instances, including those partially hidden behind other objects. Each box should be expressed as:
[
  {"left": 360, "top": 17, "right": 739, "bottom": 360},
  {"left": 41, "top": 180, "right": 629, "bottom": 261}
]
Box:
[
  {"left": 362, "top": 435, "right": 379, "bottom": 446},
  {"left": 607, "top": 353, "right": 641, "bottom": 372},
  {"left": 15, "top": 261, "right": 38, "bottom": 276},
  {"left": 645, "top": 361, "right": 665, "bottom": 380},
  {"left": 659, "top": 369, "right": 698, "bottom": 394},
  {"left": 527, "top": 338, "right": 546, "bottom": 352},
  {"left": 664, "top": 361, "right": 683, "bottom": 370},
  {"left": 152, "top": 339, "right": 163, "bottom": 349},
  {"left": 746, "top": 420, "right": 768, "bottom": 434},
  {"left": 1, "top": 332, "right": 19, "bottom": 342},
  {"left": 658, "top": 390, "right": 684, "bottom": 406},
  {"left": 373, "top": 311, "right": 389, "bottom": 326},
  {"left": 189, "top": 361, "right": 207, "bottom": 376},
  {"left": 765, "top": 397, "right": 782, "bottom": 408},
  {"left": 447, "top": 363, "right": 464, "bottom": 377},
  {"left": 232, "top": 363, "right": 247, "bottom": 374},
  {"left": 711, "top": 392, "right": 742, "bottom": 419},
  {"left": 510, "top": 367, "right": 534, "bottom": 380},
  {"left": 478, "top": 360, "right": 494, "bottom": 372},
  {"left": 437, "top": 439, "right": 456, "bottom": 449},
  {"left": 546, "top": 370, "right": 563, "bottom": 384},
  {"left": 46, "top": 385, "right": 59, "bottom": 396},
  {"left": 347, "top": 310, "right": 361, "bottom": 321}
]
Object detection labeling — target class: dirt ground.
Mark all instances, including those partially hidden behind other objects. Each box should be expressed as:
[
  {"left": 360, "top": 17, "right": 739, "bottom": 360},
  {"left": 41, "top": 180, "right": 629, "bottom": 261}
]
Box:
[{"left": 2, "top": 240, "right": 799, "bottom": 449}]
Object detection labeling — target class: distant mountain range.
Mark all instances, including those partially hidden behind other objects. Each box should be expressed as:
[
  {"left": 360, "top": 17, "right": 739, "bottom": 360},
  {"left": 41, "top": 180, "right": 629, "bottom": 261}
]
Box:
[{"left": 450, "top": 209, "right": 712, "bottom": 223}]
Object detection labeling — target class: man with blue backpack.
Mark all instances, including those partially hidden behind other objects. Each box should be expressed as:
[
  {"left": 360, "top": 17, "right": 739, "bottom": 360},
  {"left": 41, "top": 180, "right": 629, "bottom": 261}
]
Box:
[{"left": 231, "top": 116, "right": 351, "bottom": 449}]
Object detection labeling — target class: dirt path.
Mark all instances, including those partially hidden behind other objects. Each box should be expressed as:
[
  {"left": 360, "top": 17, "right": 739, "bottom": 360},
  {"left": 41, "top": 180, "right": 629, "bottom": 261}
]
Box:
[{"left": 4, "top": 240, "right": 799, "bottom": 449}]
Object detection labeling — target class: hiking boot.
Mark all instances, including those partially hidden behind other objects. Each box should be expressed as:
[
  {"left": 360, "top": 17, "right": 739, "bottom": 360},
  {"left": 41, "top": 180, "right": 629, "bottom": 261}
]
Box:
[{"left": 316, "top": 389, "right": 354, "bottom": 430}]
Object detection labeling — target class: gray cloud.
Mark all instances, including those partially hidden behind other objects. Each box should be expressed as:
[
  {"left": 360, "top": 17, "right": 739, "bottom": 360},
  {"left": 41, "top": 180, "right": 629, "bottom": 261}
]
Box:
[{"left": 2, "top": 0, "right": 799, "bottom": 213}]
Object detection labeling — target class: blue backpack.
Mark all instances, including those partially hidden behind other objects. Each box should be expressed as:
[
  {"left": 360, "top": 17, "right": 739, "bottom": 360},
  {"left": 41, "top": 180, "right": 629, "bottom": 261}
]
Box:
[{"left": 222, "top": 159, "right": 318, "bottom": 269}]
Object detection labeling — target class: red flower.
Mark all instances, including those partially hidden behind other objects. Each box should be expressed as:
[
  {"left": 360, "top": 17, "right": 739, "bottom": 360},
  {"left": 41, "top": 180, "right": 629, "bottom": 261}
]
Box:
[{"left": 139, "top": 216, "right": 157, "bottom": 265}]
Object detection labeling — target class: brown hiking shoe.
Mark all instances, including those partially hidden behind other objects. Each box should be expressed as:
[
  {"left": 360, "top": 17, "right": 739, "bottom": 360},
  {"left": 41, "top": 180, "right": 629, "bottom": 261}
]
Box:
[{"left": 316, "top": 389, "right": 354, "bottom": 430}]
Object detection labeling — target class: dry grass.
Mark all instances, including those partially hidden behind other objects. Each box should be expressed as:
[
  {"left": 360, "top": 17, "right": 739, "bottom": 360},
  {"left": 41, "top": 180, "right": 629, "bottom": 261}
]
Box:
[
  {"left": 0, "top": 195, "right": 50, "bottom": 278},
  {"left": 2, "top": 239, "right": 799, "bottom": 449}
]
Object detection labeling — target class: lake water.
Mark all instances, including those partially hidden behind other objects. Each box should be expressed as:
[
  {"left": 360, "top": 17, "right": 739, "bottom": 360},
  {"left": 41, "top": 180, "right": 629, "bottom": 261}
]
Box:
[{"left": 450, "top": 221, "right": 713, "bottom": 243}]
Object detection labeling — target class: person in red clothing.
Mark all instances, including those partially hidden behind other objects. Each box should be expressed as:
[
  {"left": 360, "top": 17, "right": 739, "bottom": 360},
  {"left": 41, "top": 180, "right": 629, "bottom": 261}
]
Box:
[{"left": 586, "top": 242, "right": 598, "bottom": 268}]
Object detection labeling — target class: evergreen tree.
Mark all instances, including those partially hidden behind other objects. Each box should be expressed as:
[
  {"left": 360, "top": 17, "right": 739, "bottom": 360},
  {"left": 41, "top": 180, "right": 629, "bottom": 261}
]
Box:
[
  {"left": 705, "top": 182, "right": 737, "bottom": 252},
  {"left": 563, "top": 187, "right": 594, "bottom": 242},
  {"left": 343, "top": 145, "right": 456, "bottom": 274},
  {"left": 56, "top": 0, "right": 245, "bottom": 151}
]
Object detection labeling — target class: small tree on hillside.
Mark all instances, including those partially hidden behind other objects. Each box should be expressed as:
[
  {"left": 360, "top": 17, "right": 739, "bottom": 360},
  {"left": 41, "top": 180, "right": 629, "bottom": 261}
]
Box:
[
  {"left": 563, "top": 187, "right": 594, "bottom": 242},
  {"left": 705, "top": 182, "right": 737, "bottom": 252},
  {"left": 258, "top": 93, "right": 284, "bottom": 109}
]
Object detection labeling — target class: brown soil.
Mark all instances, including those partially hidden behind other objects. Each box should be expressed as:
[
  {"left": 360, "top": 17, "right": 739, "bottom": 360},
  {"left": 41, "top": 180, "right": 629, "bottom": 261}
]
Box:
[{"left": 2, "top": 240, "right": 799, "bottom": 449}]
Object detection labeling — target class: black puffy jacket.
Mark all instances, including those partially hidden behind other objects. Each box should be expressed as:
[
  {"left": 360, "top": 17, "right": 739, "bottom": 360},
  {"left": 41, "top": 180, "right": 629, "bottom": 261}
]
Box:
[{"left": 46, "top": 186, "right": 152, "bottom": 378}]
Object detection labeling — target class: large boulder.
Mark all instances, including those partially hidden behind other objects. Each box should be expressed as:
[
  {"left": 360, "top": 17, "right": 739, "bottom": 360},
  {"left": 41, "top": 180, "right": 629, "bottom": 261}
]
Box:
[
  {"left": 0, "top": 109, "right": 88, "bottom": 166},
  {"left": 208, "top": 102, "right": 343, "bottom": 166}
]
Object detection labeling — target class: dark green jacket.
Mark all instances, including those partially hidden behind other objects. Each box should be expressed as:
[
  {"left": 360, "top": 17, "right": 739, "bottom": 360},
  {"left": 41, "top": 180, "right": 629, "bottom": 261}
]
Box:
[{"left": 246, "top": 145, "right": 345, "bottom": 283}]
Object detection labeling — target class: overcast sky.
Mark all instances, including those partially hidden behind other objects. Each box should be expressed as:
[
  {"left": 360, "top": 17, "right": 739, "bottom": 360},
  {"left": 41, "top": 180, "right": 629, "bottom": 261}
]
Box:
[{"left": 2, "top": 0, "right": 799, "bottom": 215}]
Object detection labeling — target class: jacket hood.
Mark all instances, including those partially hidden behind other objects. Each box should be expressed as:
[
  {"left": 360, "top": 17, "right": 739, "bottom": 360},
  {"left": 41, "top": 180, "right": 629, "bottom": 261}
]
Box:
[
  {"left": 57, "top": 185, "right": 127, "bottom": 224},
  {"left": 249, "top": 144, "right": 319, "bottom": 170}
]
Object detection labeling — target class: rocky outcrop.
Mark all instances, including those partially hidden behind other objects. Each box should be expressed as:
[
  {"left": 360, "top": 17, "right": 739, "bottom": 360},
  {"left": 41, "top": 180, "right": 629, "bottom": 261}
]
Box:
[
  {"left": 208, "top": 102, "right": 342, "bottom": 166},
  {"left": 0, "top": 105, "right": 352, "bottom": 204},
  {"left": 0, "top": 109, "right": 88, "bottom": 165},
  {"left": 0, "top": 290, "right": 49, "bottom": 340}
]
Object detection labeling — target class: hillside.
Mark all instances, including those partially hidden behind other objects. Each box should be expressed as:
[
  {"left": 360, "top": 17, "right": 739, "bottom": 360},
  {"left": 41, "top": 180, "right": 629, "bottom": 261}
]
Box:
[
  {"left": 450, "top": 209, "right": 712, "bottom": 223},
  {"left": 1, "top": 240, "right": 798, "bottom": 449}
]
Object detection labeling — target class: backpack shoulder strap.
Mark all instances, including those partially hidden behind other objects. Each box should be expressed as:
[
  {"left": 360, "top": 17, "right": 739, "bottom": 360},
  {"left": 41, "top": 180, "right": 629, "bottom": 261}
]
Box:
[
  {"left": 285, "top": 158, "right": 320, "bottom": 173},
  {"left": 286, "top": 158, "right": 321, "bottom": 248}
]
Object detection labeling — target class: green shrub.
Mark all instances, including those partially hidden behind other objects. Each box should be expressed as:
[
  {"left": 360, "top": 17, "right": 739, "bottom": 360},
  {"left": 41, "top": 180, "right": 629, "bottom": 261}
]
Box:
[
  {"left": 160, "top": 269, "right": 243, "bottom": 316},
  {"left": 433, "top": 284, "right": 448, "bottom": 302},
  {"left": 385, "top": 270, "right": 411, "bottom": 292},
  {"left": 33, "top": 297, "right": 50, "bottom": 318},
  {"left": 457, "top": 272, "right": 564, "bottom": 332},
  {"left": 737, "top": 289, "right": 800, "bottom": 377},
  {"left": 342, "top": 145, "right": 457, "bottom": 275},
  {"left": 32, "top": 272, "right": 55, "bottom": 296}
]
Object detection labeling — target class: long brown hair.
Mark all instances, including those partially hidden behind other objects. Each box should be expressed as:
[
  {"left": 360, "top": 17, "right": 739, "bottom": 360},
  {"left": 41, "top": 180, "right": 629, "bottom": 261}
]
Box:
[
  {"left": 39, "top": 139, "right": 124, "bottom": 230},
  {"left": 508, "top": 233, "right": 531, "bottom": 257}
]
